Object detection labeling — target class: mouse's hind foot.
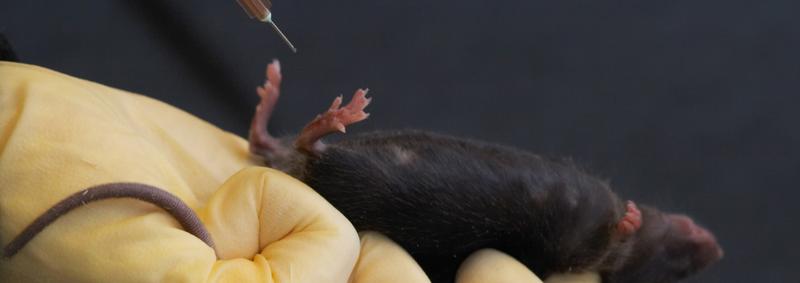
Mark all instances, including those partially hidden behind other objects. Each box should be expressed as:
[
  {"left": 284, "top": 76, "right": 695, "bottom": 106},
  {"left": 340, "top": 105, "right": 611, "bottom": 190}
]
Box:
[
  {"left": 295, "top": 89, "right": 371, "bottom": 155},
  {"left": 249, "top": 60, "right": 284, "bottom": 157}
]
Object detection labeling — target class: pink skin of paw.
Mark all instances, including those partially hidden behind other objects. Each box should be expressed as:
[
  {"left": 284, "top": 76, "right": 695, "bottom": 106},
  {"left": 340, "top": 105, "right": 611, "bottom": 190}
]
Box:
[
  {"left": 324, "top": 89, "right": 372, "bottom": 133},
  {"left": 248, "top": 60, "right": 284, "bottom": 156},
  {"left": 616, "top": 200, "right": 643, "bottom": 237},
  {"left": 248, "top": 59, "right": 371, "bottom": 156},
  {"left": 295, "top": 89, "right": 371, "bottom": 154}
]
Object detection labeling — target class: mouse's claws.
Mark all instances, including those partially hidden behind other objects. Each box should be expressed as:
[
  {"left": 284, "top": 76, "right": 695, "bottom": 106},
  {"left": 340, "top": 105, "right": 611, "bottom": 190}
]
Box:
[
  {"left": 329, "top": 95, "right": 344, "bottom": 111},
  {"left": 296, "top": 88, "right": 372, "bottom": 155},
  {"left": 249, "top": 60, "right": 285, "bottom": 157},
  {"left": 346, "top": 89, "right": 371, "bottom": 111},
  {"left": 335, "top": 122, "right": 347, "bottom": 133},
  {"left": 335, "top": 89, "right": 371, "bottom": 124},
  {"left": 266, "top": 59, "right": 282, "bottom": 88}
]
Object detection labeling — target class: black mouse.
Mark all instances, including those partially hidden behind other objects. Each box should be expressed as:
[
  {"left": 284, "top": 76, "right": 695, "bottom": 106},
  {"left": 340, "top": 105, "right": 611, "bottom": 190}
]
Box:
[{"left": 248, "top": 60, "right": 723, "bottom": 283}]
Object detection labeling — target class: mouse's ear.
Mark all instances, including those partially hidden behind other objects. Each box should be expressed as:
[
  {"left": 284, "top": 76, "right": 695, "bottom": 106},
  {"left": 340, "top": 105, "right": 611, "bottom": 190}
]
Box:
[
  {"left": 0, "top": 33, "right": 19, "bottom": 62},
  {"left": 615, "top": 201, "right": 642, "bottom": 238}
]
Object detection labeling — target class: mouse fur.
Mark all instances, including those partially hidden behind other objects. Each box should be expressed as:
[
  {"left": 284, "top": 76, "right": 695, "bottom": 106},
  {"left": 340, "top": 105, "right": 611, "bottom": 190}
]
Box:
[{"left": 248, "top": 60, "right": 723, "bottom": 283}]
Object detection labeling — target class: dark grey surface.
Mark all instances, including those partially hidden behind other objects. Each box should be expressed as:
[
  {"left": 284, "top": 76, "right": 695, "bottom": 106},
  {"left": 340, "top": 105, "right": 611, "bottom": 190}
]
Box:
[{"left": 2, "top": 0, "right": 798, "bottom": 282}]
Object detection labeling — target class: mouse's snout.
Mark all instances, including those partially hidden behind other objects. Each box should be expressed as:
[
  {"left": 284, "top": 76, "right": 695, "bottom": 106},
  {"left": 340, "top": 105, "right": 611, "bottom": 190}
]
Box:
[{"left": 667, "top": 214, "right": 724, "bottom": 268}]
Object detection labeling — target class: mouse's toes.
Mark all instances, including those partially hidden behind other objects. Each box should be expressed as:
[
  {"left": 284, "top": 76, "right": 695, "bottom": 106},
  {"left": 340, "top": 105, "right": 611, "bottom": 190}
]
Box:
[
  {"left": 266, "top": 59, "right": 282, "bottom": 88},
  {"left": 318, "top": 90, "right": 371, "bottom": 133},
  {"left": 249, "top": 60, "right": 285, "bottom": 157},
  {"left": 257, "top": 60, "right": 283, "bottom": 102},
  {"left": 256, "top": 83, "right": 279, "bottom": 106},
  {"left": 327, "top": 95, "right": 344, "bottom": 111},
  {"left": 294, "top": 89, "right": 371, "bottom": 154},
  {"left": 337, "top": 89, "right": 371, "bottom": 125},
  {"left": 345, "top": 89, "right": 371, "bottom": 112}
]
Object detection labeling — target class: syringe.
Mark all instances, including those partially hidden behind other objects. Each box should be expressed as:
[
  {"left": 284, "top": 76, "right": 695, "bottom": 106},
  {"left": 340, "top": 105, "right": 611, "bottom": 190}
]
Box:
[{"left": 237, "top": 0, "right": 297, "bottom": 53}]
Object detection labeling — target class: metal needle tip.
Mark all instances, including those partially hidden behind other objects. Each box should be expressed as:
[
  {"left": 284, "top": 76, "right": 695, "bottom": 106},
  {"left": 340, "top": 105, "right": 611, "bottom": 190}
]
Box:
[{"left": 267, "top": 19, "right": 297, "bottom": 53}]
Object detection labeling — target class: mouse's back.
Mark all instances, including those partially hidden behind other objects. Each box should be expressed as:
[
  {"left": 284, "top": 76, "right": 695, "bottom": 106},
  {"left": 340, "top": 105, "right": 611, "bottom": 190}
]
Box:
[{"left": 295, "top": 130, "right": 624, "bottom": 282}]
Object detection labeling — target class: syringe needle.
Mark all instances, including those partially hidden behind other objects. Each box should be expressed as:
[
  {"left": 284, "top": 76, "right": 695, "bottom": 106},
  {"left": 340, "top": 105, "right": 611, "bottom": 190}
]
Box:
[
  {"left": 267, "top": 18, "right": 297, "bottom": 53},
  {"left": 236, "top": 0, "right": 298, "bottom": 53}
]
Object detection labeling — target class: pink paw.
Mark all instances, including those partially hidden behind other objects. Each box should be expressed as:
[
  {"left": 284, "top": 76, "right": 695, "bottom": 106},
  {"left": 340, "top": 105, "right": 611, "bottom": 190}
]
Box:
[
  {"left": 249, "top": 59, "right": 285, "bottom": 156},
  {"left": 255, "top": 59, "right": 282, "bottom": 105},
  {"left": 616, "top": 201, "right": 642, "bottom": 237},
  {"left": 294, "top": 88, "right": 371, "bottom": 154},
  {"left": 324, "top": 89, "right": 371, "bottom": 133}
]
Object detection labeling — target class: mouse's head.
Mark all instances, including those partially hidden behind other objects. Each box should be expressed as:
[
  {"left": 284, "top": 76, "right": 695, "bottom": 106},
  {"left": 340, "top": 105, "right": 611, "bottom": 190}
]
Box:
[{"left": 602, "top": 205, "right": 723, "bottom": 283}]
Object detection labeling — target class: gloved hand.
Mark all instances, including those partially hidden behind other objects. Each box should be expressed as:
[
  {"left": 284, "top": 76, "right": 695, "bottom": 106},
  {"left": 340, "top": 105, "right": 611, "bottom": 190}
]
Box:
[
  {"left": 0, "top": 62, "right": 597, "bottom": 283},
  {"left": 0, "top": 61, "right": 361, "bottom": 282}
]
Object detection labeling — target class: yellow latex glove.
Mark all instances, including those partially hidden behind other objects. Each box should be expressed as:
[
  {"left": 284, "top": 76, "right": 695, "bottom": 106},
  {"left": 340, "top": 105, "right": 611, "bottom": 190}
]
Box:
[
  {"left": 457, "top": 249, "right": 599, "bottom": 283},
  {"left": 0, "top": 62, "right": 359, "bottom": 282},
  {"left": 0, "top": 62, "right": 598, "bottom": 283}
]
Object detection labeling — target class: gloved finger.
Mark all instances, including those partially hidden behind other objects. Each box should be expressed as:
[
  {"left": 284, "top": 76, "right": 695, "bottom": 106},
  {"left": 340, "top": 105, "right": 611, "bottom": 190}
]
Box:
[
  {"left": 456, "top": 249, "right": 543, "bottom": 283},
  {"left": 349, "top": 231, "right": 430, "bottom": 283},
  {"left": 200, "top": 167, "right": 360, "bottom": 283},
  {"left": 455, "top": 249, "right": 601, "bottom": 283}
]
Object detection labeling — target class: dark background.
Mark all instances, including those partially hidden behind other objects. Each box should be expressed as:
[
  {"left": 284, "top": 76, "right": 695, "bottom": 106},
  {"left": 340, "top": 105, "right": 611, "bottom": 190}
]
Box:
[{"left": 2, "top": 0, "right": 797, "bottom": 282}]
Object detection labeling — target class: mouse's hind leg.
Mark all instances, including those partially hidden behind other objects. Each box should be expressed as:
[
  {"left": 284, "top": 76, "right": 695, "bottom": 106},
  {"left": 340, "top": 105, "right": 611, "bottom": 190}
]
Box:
[
  {"left": 249, "top": 60, "right": 285, "bottom": 157},
  {"left": 295, "top": 89, "right": 371, "bottom": 155}
]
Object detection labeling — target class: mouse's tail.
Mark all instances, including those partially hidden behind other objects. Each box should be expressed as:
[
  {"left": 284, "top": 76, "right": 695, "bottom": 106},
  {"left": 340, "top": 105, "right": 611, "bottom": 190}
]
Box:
[{"left": 3, "top": 183, "right": 215, "bottom": 258}]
